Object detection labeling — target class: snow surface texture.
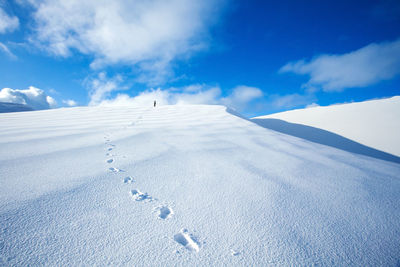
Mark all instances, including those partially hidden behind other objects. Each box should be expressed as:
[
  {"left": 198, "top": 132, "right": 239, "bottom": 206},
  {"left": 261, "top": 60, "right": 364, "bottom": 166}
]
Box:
[
  {"left": 253, "top": 96, "right": 400, "bottom": 159},
  {"left": 0, "top": 105, "right": 399, "bottom": 266}
]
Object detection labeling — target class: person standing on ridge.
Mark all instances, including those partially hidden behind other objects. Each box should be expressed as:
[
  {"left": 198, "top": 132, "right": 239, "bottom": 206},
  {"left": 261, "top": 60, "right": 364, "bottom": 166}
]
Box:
[{"left": 154, "top": 100, "right": 156, "bottom": 107}]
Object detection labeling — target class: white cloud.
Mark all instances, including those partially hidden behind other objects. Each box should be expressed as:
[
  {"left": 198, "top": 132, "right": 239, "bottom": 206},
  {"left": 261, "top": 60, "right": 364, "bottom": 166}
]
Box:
[
  {"left": 98, "top": 86, "right": 221, "bottom": 107},
  {"left": 280, "top": 38, "right": 400, "bottom": 91},
  {"left": 0, "top": 7, "right": 19, "bottom": 33},
  {"left": 268, "top": 93, "right": 316, "bottom": 109},
  {"left": 0, "top": 86, "right": 57, "bottom": 110},
  {"left": 62, "top": 99, "right": 78, "bottom": 107},
  {"left": 0, "top": 42, "right": 16, "bottom": 59},
  {"left": 97, "top": 84, "right": 263, "bottom": 112},
  {"left": 99, "top": 89, "right": 170, "bottom": 107},
  {"left": 221, "top": 85, "right": 263, "bottom": 111},
  {"left": 305, "top": 103, "right": 319, "bottom": 108},
  {"left": 85, "top": 72, "right": 124, "bottom": 106},
  {"left": 46, "top": 95, "right": 57, "bottom": 108},
  {"left": 25, "top": 0, "right": 224, "bottom": 85},
  {"left": 174, "top": 86, "right": 221, "bottom": 105}
]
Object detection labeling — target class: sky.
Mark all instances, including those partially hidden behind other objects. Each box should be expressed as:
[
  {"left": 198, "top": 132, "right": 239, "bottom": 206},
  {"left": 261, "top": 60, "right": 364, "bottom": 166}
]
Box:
[{"left": 0, "top": 0, "right": 400, "bottom": 117}]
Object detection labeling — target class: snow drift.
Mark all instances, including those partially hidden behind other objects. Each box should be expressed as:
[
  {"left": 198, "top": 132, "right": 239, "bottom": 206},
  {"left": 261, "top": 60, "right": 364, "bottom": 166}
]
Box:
[
  {"left": 253, "top": 96, "right": 400, "bottom": 160},
  {"left": 0, "top": 105, "right": 399, "bottom": 266}
]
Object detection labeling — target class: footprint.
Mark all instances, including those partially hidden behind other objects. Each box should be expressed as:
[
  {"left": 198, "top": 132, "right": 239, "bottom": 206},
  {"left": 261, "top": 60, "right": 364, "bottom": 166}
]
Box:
[
  {"left": 106, "top": 144, "right": 115, "bottom": 150},
  {"left": 131, "top": 189, "right": 153, "bottom": 202},
  {"left": 157, "top": 206, "right": 173, "bottom": 220},
  {"left": 106, "top": 159, "right": 114, "bottom": 164},
  {"left": 174, "top": 229, "right": 200, "bottom": 252},
  {"left": 109, "top": 167, "right": 123, "bottom": 173},
  {"left": 231, "top": 249, "right": 240, "bottom": 256},
  {"left": 124, "top": 176, "right": 134, "bottom": 183}
]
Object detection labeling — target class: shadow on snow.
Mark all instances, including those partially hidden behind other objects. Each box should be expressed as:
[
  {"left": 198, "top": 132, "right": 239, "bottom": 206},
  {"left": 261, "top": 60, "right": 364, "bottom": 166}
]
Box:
[{"left": 251, "top": 118, "right": 400, "bottom": 164}]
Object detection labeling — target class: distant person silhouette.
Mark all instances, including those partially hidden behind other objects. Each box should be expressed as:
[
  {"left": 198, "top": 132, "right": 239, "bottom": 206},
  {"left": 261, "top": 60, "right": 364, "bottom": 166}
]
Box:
[{"left": 154, "top": 100, "right": 156, "bottom": 107}]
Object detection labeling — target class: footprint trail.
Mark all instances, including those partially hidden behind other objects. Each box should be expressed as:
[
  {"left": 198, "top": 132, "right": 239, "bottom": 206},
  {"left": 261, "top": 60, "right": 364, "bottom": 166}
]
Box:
[
  {"left": 174, "top": 229, "right": 200, "bottom": 252},
  {"left": 157, "top": 206, "right": 173, "bottom": 219},
  {"left": 109, "top": 167, "right": 124, "bottom": 173},
  {"left": 124, "top": 176, "right": 134, "bottom": 184},
  {"left": 103, "top": 117, "right": 202, "bottom": 256},
  {"left": 131, "top": 189, "right": 154, "bottom": 202}
]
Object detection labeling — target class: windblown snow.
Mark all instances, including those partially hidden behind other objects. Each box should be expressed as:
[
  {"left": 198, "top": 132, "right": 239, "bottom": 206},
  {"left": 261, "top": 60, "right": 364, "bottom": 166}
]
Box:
[
  {"left": 0, "top": 105, "right": 399, "bottom": 266},
  {"left": 253, "top": 96, "right": 400, "bottom": 157}
]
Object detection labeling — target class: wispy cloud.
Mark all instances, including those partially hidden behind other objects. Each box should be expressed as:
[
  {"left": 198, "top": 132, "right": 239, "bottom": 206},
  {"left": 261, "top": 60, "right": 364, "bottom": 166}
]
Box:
[
  {"left": 24, "top": 0, "right": 225, "bottom": 85},
  {"left": 95, "top": 83, "right": 315, "bottom": 115},
  {"left": 85, "top": 72, "right": 124, "bottom": 106},
  {"left": 97, "top": 87, "right": 221, "bottom": 107},
  {"left": 97, "top": 84, "right": 263, "bottom": 113},
  {"left": 305, "top": 103, "right": 319, "bottom": 108},
  {"left": 0, "top": 86, "right": 57, "bottom": 110},
  {"left": 221, "top": 85, "right": 263, "bottom": 111},
  {"left": 267, "top": 93, "right": 316, "bottom": 110},
  {"left": 280, "top": 38, "right": 400, "bottom": 92},
  {"left": 0, "top": 7, "right": 19, "bottom": 33},
  {"left": 0, "top": 42, "right": 17, "bottom": 59},
  {"left": 62, "top": 99, "right": 78, "bottom": 107}
]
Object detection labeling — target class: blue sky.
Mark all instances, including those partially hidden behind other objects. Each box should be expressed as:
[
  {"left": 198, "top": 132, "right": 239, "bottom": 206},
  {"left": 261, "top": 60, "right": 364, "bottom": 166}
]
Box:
[{"left": 0, "top": 0, "right": 400, "bottom": 117}]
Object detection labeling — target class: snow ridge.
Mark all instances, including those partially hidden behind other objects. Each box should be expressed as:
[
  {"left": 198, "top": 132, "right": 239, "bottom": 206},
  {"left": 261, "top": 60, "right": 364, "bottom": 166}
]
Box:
[{"left": 254, "top": 96, "right": 400, "bottom": 158}]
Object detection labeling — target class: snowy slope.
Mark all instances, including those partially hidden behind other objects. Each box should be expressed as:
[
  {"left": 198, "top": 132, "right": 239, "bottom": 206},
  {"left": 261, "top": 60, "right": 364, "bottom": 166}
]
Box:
[
  {"left": 0, "top": 105, "right": 400, "bottom": 266},
  {"left": 253, "top": 96, "right": 400, "bottom": 157}
]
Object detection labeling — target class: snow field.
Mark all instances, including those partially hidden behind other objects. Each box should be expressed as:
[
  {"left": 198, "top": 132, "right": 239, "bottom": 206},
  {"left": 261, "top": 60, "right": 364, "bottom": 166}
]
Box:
[{"left": 0, "top": 104, "right": 399, "bottom": 266}]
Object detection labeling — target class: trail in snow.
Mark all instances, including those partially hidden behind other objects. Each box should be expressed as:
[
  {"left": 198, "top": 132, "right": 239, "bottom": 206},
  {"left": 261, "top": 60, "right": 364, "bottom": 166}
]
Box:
[
  {"left": 103, "top": 117, "right": 195, "bottom": 254},
  {"left": 0, "top": 105, "right": 399, "bottom": 266},
  {"left": 157, "top": 206, "right": 174, "bottom": 220},
  {"left": 123, "top": 176, "right": 133, "bottom": 184},
  {"left": 174, "top": 229, "right": 201, "bottom": 252}
]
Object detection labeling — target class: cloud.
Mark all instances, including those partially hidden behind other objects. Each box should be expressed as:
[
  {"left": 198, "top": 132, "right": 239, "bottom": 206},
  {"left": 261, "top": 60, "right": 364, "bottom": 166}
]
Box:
[
  {"left": 98, "top": 86, "right": 221, "bottom": 107},
  {"left": 62, "top": 99, "right": 78, "bottom": 107},
  {"left": 174, "top": 86, "right": 221, "bottom": 105},
  {"left": 24, "top": 0, "right": 225, "bottom": 85},
  {"left": 0, "top": 42, "right": 16, "bottom": 59},
  {"left": 99, "top": 89, "right": 170, "bottom": 107},
  {"left": 97, "top": 84, "right": 263, "bottom": 112},
  {"left": 85, "top": 72, "right": 124, "bottom": 106},
  {"left": 280, "top": 38, "right": 400, "bottom": 92},
  {"left": 267, "top": 93, "right": 316, "bottom": 109},
  {"left": 221, "top": 85, "right": 263, "bottom": 111},
  {"left": 305, "top": 103, "right": 319, "bottom": 108},
  {"left": 0, "top": 86, "right": 57, "bottom": 110},
  {"left": 0, "top": 7, "right": 19, "bottom": 33}
]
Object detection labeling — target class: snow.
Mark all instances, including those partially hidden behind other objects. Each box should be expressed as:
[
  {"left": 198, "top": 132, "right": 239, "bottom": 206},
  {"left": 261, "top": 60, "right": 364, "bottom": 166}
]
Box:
[
  {"left": 0, "top": 105, "right": 399, "bottom": 266},
  {"left": 253, "top": 96, "right": 400, "bottom": 158}
]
